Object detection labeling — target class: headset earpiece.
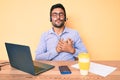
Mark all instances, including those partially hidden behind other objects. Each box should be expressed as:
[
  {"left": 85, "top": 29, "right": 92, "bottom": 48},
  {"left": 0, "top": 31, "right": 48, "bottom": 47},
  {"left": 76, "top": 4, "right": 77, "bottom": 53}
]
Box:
[
  {"left": 64, "top": 17, "right": 66, "bottom": 21},
  {"left": 50, "top": 16, "right": 52, "bottom": 22}
]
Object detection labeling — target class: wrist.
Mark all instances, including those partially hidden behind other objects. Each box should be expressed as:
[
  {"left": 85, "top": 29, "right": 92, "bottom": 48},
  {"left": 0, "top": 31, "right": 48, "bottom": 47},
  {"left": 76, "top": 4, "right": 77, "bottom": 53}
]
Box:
[{"left": 70, "top": 48, "right": 75, "bottom": 54}]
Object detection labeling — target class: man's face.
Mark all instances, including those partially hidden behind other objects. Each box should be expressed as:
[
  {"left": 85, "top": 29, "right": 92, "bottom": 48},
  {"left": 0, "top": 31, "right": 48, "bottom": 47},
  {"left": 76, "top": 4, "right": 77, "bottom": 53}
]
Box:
[{"left": 51, "top": 8, "right": 65, "bottom": 28}]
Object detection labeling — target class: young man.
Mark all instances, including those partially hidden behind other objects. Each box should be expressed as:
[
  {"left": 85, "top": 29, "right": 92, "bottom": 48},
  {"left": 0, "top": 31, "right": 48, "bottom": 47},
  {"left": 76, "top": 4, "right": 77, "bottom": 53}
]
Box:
[{"left": 35, "top": 3, "right": 87, "bottom": 61}]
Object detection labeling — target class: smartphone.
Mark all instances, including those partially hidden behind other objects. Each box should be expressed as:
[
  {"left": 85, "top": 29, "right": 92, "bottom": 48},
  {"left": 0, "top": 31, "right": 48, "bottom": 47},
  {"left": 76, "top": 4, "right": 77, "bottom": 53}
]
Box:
[{"left": 59, "top": 66, "right": 71, "bottom": 74}]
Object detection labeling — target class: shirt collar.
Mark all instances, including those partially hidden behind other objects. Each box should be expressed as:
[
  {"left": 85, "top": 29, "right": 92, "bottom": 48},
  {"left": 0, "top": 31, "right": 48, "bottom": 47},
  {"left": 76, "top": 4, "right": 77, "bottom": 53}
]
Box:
[{"left": 48, "top": 27, "right": 69, "bottom": 34}]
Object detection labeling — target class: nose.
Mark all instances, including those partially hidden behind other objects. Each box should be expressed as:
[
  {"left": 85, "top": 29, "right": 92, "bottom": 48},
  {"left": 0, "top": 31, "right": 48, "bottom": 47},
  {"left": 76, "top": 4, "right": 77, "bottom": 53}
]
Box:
[{"left": 56, "top": 14, "right": 60, "bottom": 19}]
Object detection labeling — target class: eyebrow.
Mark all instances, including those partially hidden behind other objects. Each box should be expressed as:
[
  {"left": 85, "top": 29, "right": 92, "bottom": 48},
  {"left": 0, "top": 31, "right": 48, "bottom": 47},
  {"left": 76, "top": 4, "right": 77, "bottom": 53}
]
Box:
[{"left": 52, "top": 12, "right": 64, "bottom": 14}]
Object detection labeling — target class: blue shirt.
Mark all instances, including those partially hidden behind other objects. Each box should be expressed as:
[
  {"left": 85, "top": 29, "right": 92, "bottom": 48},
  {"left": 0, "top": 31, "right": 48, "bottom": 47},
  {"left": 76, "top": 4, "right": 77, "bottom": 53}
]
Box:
[{"left": 35, "top": 27, "right": 87, "bottom": 61}]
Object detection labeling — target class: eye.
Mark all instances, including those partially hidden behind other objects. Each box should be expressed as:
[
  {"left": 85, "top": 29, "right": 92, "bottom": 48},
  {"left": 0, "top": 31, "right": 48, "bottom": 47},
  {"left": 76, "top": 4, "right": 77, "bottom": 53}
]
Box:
[
  {"left": 52, "top": 12, "right": 64, "bottom": 17},
  {"left": 59, "top": 13, "right": 64, "bottom": 17},
  {"left": 52, "top": 13, "right": 57, "bottom": 17}
]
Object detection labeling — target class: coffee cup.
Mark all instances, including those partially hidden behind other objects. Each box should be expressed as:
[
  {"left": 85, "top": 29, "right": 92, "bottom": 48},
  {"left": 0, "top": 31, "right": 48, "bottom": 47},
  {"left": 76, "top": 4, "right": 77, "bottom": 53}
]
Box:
[{"left": 78, "top": 53, "right": 90, "bottom": 75}]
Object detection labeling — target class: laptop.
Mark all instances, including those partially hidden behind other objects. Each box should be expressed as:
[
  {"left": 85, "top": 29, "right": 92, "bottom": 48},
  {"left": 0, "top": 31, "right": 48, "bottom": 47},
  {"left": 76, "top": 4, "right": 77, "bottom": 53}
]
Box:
[{"left": 5, "top": 42, "right": 55, "bottom": 76}]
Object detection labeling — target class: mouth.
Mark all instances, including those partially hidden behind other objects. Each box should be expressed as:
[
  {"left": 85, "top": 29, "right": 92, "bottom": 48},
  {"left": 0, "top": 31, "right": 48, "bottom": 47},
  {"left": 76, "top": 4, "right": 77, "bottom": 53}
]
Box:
[
  {"left": 56, "top": 20, "right": 61, "bottom": 23},
  {"left": 55, "top": 19, "right": 63, "bottom": 23},
  {"left": 52, "top": 19, "right": 64, "bottom": 28}
]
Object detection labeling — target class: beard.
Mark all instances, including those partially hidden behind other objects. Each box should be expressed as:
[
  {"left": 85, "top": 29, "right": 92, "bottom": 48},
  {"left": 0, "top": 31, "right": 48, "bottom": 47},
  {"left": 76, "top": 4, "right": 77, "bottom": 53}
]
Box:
[{"left": 52, "top": 19, "right": 65, "bottom": 28}]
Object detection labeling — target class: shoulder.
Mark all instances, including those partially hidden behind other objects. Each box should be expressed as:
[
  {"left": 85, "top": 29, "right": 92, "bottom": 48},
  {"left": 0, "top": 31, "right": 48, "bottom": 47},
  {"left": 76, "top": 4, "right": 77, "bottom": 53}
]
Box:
[
  {"left": 66, "top": 27, "right": 79, "bottom": 35},
  {"left": 41, "top": 29, "right": 52, "bottom": 36}
]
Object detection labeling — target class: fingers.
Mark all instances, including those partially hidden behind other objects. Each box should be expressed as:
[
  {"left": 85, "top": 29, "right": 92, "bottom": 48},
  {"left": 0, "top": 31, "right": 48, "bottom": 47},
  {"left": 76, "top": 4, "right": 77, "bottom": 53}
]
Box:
[
  {"left": 58, "top": 38, "right": 73, "bottom": 47},
  {"left": 56, "top": 46, "right": 62, "bottom": 53},
  {"left": 56, "top": 39, "right": 63, "bottom": 53},
  {"left": 58, "top": 40, "right": 63, "bottom": 47},
  {"left": 56, "top": 38, "right": 74, "bottom": 53},
  {"left": 67, "top": 38, "right": 73, "bottom": 44}
]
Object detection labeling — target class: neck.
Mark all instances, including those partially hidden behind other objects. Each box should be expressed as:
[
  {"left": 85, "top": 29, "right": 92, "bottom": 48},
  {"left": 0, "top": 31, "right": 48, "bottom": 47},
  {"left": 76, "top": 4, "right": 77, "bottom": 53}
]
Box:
[{"left": 53, "top": 26, "right": 65, "bottom": 35}]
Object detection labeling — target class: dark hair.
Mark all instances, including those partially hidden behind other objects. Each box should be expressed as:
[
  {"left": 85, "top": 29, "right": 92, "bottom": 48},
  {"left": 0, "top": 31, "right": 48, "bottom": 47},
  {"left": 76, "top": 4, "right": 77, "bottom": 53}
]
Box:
[{"left": 50, "top": 3, "right": 66, "bottom": 21}]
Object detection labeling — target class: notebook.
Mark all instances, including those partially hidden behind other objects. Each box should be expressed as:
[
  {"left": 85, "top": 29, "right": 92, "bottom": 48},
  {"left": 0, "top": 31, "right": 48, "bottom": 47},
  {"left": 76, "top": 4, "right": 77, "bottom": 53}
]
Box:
[{"left": 5, "top": 42, "right": 55, "bottom": 76}]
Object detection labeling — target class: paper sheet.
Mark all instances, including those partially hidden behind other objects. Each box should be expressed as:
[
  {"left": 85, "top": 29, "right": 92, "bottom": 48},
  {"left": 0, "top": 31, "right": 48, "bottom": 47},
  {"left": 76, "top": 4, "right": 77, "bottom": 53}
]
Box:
[{"left": 71, "top": 62, "right": 117, "bottom": 77}]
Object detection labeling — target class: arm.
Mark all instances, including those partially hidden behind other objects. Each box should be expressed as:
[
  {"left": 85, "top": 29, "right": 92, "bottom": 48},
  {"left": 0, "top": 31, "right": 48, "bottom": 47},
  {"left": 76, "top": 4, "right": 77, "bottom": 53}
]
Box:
[
  {"left": 73, "top": 32, "right": 88, "bottom": 57},
  {"left": 56, "top": 31, "right": 87, "bottom": 57},
  {"left": 35, "top": 33, "right": 58, "bottom": 60}
]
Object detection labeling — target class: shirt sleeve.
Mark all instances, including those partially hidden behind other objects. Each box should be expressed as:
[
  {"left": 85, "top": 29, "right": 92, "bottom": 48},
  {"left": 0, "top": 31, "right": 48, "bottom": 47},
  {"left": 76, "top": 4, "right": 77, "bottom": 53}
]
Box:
[
  {"left": 35, "top": 33, "right": 58, "bottom": 60},
  {"left": 73, "top": 32, "right": 88, "bottom": 57}
]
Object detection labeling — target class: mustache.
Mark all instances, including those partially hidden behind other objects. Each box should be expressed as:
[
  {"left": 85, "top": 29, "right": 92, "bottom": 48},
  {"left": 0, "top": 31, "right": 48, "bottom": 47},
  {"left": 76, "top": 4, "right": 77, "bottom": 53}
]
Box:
[{"left": 55, "top": 18, "right": 64, "bottom": 21}]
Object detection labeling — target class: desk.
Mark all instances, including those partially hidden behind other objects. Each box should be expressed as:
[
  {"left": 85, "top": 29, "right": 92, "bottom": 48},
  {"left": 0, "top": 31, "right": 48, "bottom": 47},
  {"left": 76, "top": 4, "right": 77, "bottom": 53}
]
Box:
[{"left": 0, "top": 61, "right": 120, "bottom": 80}]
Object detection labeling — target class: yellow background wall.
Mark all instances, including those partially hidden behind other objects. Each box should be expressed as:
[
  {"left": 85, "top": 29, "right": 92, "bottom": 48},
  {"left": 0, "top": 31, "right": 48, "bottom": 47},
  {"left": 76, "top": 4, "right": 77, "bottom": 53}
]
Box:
[{"left": 0, "top": 0, "right": 120, "bottom": 60}]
